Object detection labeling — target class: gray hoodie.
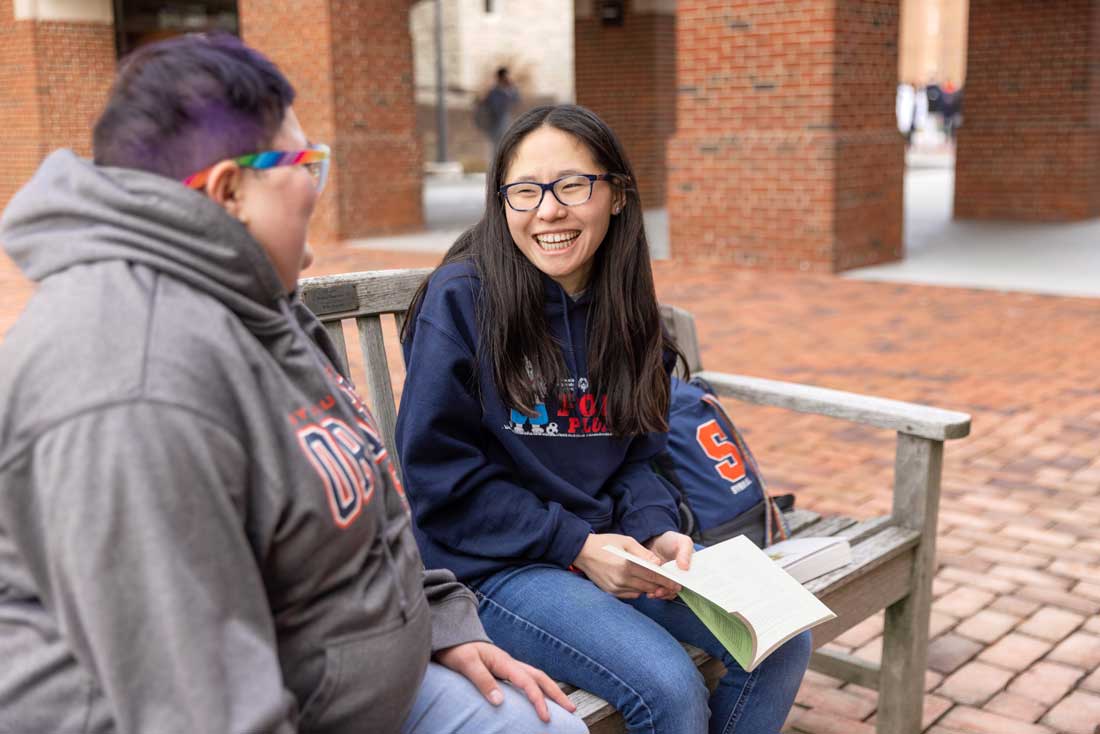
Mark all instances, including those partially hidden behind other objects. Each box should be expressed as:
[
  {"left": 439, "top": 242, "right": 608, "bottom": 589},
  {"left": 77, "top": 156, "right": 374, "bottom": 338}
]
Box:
[{"left": 0, "top": 151, "right": 487, "bottom": 733}]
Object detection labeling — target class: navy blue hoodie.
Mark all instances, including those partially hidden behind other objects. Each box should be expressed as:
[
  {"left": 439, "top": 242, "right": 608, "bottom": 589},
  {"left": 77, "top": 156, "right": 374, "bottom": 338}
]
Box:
[{"left": 396, "top": 261, "right": 680, "bottom": 583}]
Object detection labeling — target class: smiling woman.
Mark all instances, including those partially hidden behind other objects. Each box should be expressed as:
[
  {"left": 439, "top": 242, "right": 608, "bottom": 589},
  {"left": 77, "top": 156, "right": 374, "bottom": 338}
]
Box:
[
  {"left": 502, "top": 135, "right": 617, "bottom": 293},
  {"left": 500, "top": 150, "right": 621, "bottom": 294},
  {"left": 404, "top": 105, "right": 667, "bottom": 434},
  {"left": 395, "top": 104, "right": 812, "bottom": 734}
]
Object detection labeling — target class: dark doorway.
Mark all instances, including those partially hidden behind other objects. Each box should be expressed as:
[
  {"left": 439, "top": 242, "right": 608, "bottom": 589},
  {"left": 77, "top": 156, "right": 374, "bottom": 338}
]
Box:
[{"left": 112, "top": 0, "right": 239, "bottom": 58}]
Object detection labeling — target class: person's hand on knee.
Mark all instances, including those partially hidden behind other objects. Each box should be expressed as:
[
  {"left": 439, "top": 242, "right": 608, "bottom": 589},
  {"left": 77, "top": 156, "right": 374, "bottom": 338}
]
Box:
[{"left": 434, "top": 641, "right": 577, "bottom": 723}]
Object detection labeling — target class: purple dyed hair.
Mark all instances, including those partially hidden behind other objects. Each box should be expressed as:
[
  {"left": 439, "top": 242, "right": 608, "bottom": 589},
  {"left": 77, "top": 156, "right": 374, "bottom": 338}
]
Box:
[{"left": 93, "top": 32, "right": 296, "bottom": 182}]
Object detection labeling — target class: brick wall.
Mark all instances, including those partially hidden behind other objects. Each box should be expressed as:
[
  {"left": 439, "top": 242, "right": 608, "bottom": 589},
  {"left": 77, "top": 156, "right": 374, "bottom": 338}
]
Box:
[
  {"left": 833, "top": 1, "right": 905, "bottom": 271},
  {"left": 575, "top": 0, "right": 676, "bottom": 208},
  {"left": 0, "top": 0, "right": 114, "bottom": 211},
  {"left": 667, "top": 0, "right": 903, "bottom": 272},
  {"left": 1, "top": 0, "right": 41, "bottom": 209},
  {"left": 32, "top": 20, "right": 116, "bottom": 154},
  {"left": 240, "top": 0, "right": 338, "bottom": 244},
  {"left": 955, "top": 0, "right": 1100, "bottom": 221},
  {"left": 330, "top": 0, "right": 423, "bottom": 237},
  {"left": 240, "top": 0, "right": 423, "bottom": 242}
]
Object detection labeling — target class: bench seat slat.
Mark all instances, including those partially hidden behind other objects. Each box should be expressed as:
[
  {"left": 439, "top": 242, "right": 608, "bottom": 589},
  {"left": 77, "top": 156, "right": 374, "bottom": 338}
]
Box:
[
  {"left": 782, "top": 508, "right": 821, "bottom": 536},
  {"left": 806, "top": 524, "right": 920, "bottom": 597},
  {"left": 571, "top": 688, "right": 622, "bottom": 730},
  {"left": 791, "top": 514, "right": 858, "bottom": 538},
  {"left": 835, "top": 515, "right": 895, "bottom": 544}
]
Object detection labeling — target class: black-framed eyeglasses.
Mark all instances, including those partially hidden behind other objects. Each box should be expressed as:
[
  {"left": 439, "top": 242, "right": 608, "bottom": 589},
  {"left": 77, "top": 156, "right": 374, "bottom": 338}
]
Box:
[{"left": 498, "top": 173, "right": 614, "bottom": 212}]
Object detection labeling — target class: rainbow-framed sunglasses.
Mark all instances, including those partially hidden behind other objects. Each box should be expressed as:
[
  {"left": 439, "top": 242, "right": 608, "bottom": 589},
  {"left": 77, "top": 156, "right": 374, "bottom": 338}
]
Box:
[{"left": 182, "top": 143, "right": 331, "bottom": 193}]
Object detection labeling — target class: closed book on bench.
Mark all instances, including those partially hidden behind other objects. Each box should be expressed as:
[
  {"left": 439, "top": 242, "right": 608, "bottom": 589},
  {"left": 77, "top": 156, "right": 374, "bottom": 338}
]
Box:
[
  {"left": 765, "top": 536, "right": 852, "bottom": 584},
  {"left": 604, "top": 535, "right": 835, "bottom": 672}
]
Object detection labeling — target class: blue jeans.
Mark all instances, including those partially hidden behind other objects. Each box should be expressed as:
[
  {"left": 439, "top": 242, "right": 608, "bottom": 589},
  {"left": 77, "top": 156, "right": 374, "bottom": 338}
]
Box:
[
  {"left": 401, "top": 661, "right": 587, "bottom": 734},
  {"left": 474, "top": 564, "right": 812, "bottom": 734}
]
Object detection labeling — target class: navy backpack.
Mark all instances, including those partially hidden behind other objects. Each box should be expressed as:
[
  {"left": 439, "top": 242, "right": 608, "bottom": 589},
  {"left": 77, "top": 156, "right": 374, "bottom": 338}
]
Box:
[{"left": 657, "top": 377, "right": 792, "bottom": 548}]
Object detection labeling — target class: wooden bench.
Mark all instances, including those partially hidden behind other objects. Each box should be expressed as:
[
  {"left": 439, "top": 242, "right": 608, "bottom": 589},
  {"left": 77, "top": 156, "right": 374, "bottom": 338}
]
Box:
[{"left": 300, "top": 268, "right": 972, "bottom": 734}]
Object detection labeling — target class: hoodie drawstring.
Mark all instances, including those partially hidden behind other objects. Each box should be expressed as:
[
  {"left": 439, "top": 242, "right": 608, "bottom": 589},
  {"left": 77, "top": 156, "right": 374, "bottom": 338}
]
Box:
[{"left": 559, "top": 288, "right": 579, "bottom": 392}]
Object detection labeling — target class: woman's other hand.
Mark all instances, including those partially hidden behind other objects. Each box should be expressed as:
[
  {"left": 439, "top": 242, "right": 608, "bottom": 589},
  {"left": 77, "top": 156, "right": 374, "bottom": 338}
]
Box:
[
  {"left": 572, "top": 533, "right": 682, "bottom": 600},
  {"left": 645, "top": 531, "right": 694, "bottom": 570},
  {"left": 434, "top": 641, "right": 576, "bottom": 723},
  {"left": 641, "top": 531, "right": 694, "bottom": 600}
]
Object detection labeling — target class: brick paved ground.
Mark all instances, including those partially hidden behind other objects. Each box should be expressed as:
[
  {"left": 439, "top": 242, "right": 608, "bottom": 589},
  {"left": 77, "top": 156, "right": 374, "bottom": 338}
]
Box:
[{"left": 2, "top": 243, "right": 1099, "bottom": 734}]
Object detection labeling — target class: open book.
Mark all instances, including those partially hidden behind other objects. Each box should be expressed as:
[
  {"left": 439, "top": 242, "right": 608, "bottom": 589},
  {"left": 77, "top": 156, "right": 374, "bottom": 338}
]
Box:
[
  {"left": 765, "top": 536, "right": 852, "bottom": 584},
  {"left": 605, "top": 535, "right": 835, "bottom": 672}
]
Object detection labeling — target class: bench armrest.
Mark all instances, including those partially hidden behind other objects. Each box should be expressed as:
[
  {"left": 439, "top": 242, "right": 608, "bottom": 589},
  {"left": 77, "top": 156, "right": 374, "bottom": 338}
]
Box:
[{"left": 695, "top": 370, "right": 971, "bottom": 441}]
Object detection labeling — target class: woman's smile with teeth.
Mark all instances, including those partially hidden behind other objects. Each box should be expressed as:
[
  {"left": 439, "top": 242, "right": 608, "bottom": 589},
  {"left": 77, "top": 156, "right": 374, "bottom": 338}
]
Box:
[{"left": 534, "top": 231, "right": 580, "bottom": 250}]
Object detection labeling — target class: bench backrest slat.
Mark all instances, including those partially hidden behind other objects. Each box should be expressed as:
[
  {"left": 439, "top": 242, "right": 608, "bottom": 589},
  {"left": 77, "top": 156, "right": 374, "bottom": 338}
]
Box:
[
  {"left": 322, "top": 320, "right": 351, "bottom": 375},
  {"left": 301, "top": 269, "right": 704, "bottom": 467},
  {"left": 659, "top": 304, "right": 704, "bottom": 376},
  {"left": 301, "top": 270, "right": 430, "bottom": 466},
  {"left": 356, "top": 314, "right": 400, "bottom": 464},
  {"left": 301, "top": 268, "right": 432, "bottom": 319}
]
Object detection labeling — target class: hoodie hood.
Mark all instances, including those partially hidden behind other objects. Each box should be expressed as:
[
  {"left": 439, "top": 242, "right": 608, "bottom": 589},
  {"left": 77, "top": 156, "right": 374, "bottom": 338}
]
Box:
[{"left": 1, "top": 149, "right": 287, "bottom": 326}]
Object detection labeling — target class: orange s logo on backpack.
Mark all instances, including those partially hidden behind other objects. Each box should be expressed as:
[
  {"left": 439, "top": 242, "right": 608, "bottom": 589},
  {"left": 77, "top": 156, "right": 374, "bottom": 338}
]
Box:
[{"left": 696, "top": 418, "right": 748, "bottom": 486}]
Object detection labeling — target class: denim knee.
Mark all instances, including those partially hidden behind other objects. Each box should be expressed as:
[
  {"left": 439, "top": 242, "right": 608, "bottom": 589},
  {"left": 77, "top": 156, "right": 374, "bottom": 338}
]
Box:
[
  {"left": 756, "top": 629, "right": 812, "bottom": 703},
  {"left": 617, "top": 648, "right": 710, "bottom": 734},
  {"left": 779, "top": 630, "right": 813, "bottom": 675}
]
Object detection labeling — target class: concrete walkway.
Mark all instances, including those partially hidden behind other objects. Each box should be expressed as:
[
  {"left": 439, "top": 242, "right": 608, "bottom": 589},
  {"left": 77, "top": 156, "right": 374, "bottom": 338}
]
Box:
[{"left": 846, "top": 165, "right": 1100, "bottom": 299}]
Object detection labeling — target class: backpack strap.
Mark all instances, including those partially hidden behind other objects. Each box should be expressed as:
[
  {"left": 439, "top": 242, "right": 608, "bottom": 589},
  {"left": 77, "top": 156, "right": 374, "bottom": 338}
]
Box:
[
  {"left": 653, "top": 451, "right": 701, "bottom": 542},
  {"left": 762, "top": 491, "right": 790, "bottom": 546}
]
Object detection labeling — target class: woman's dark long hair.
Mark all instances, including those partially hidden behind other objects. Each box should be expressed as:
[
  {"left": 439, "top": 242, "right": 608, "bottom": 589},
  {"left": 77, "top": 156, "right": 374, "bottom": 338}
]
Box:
[{"left": 403, "top": 104, "right": 683, "bottom": 436}]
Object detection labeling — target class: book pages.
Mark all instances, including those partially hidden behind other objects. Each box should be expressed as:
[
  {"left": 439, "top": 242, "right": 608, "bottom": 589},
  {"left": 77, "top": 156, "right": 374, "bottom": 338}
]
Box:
[
  {"left": 677, "top": 588, "right": 757, "bottom": 671},
  {"left": 604, "top": 536, "right": 836, "bottom": 671}
]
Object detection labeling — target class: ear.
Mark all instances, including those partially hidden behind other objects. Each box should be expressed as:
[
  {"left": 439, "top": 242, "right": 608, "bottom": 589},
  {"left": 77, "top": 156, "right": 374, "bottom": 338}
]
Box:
[
  {"left": 610, "top": 174, "right": 629, "bottom": 215},
  {"left": 612, "top": 190, "right": 627, "bottom": 215},
  {"left": 204, "top": 160, "right": 248, "bottom": 222}
]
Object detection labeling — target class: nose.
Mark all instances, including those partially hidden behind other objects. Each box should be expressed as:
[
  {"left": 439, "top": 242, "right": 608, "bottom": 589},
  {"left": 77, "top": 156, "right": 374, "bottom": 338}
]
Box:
[{"left": 536, "top": 189, "right": 566, "bottom": 220}]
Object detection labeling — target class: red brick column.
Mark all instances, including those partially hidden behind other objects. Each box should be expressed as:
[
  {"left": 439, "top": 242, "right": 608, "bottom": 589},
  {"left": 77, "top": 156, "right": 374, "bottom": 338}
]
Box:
[
  {"left": 240, "top": 0, "right": 423, "bottom": 242},
  {"left": 574, "top": 0, "right": 676, "bottom": 208},
  {"left": 955, "top": 0, "right": 1100, "bottom": 221},
  {"left": 0, "top": 0, "right": 114, "bottom": 211},
  {"left": 668, "top": 1, "right": 903, "bottom": 272}
]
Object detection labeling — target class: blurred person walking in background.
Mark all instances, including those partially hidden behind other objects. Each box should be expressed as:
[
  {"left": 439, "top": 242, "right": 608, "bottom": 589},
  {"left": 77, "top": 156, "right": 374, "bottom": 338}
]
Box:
[{"left": 476, "top": 66, "right": 521, "bottom": 154}]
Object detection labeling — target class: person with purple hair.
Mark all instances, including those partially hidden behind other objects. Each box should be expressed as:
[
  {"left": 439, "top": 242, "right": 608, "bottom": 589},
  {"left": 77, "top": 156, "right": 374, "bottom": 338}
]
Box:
[{"left": 0, "top": 33, "right": 584, "bottom": 734}]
